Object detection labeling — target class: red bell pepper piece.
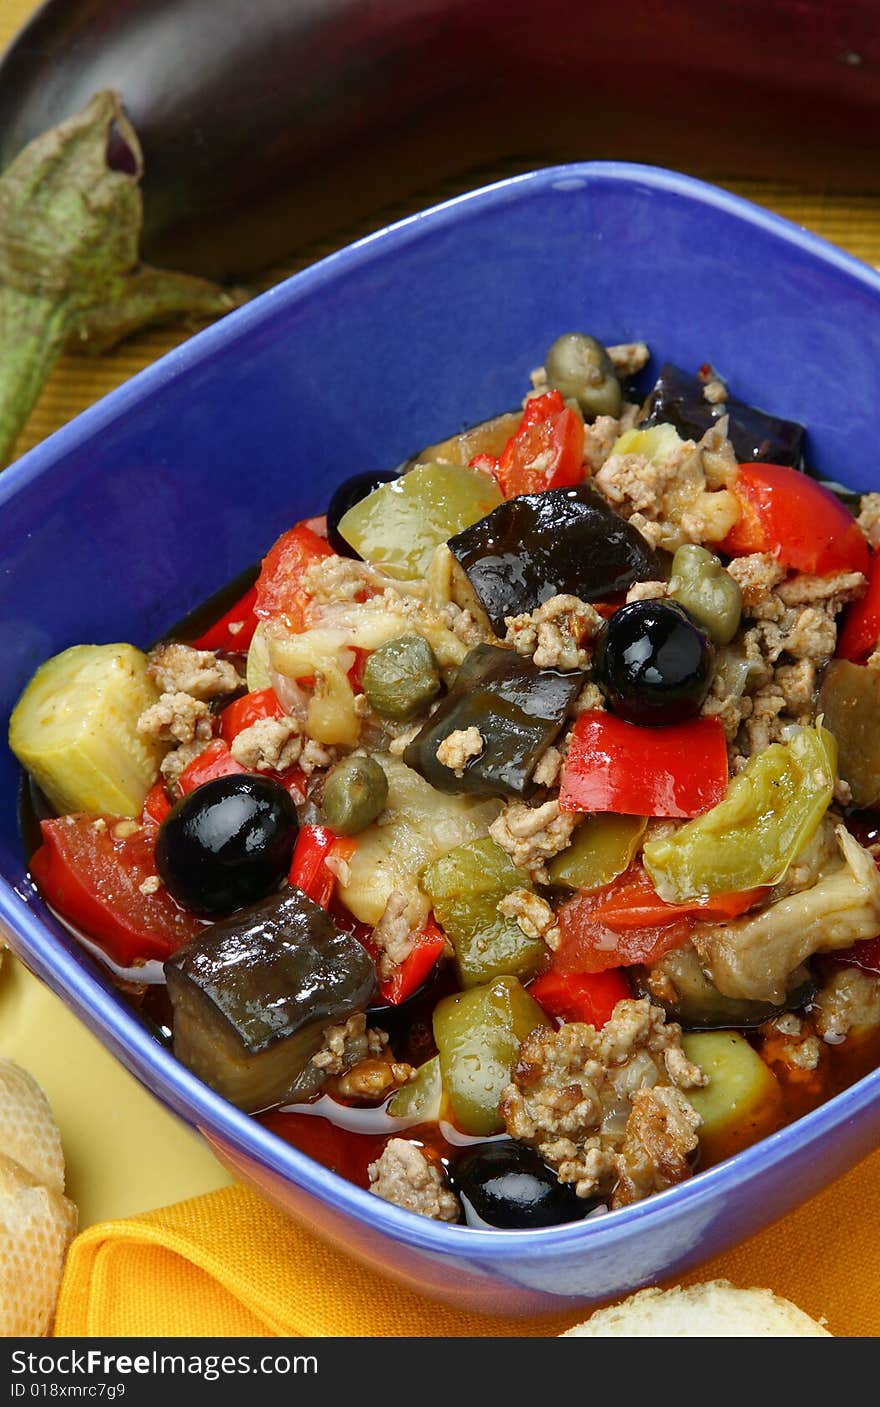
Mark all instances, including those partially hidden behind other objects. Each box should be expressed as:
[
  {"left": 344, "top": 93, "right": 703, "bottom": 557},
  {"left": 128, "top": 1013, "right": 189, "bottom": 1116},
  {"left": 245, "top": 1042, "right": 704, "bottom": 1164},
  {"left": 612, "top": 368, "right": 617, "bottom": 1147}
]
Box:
[
  {"left": 191, "top": 584, "right": 259, "bottom": 652},
  {"left": 529, "top": 967, "right": 630, "bottom": 1027},
  {"left": 722, "top": 464, "right": 868, "bottom": 576},
  {"left": 290, "top": 825, "right": 357, "bottom": 910},
  {"left": 491, "top": 391, "right": 585, "bottom": 499},
  {"left": 142, "top": 782, "right": 172, "bottom": 826},
  {"left": 379, "top": 915, "right": 446, "bottom": 1005},
  {"left": 219, "top": 688, "right": 285, "bottom": 745},
  {"left": 839, "top": 551, "right": 880, "bottom": 662},
  {"left": 588, "top": 865, "right": 767, "bottom": 929},
  {"left": 30, "top": 816, "right": 202, "bottom": 967},
  {"left": 559, "top": 711, "right": 729, "bottom": 819},
  {"left": 254, "top": 522, "right": 336, "bottom": 630},
  {"left": 177, "top": 739, "right": 248, "bottom": 796},
  {"left": 555, "top": 891, "right": 693, "bottom": 974}
]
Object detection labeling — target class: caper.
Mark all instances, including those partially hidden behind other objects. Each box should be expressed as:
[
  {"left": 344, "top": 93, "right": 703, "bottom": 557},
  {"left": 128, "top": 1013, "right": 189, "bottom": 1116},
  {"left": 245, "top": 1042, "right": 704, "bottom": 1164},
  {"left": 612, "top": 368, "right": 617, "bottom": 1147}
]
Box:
[
  {"left": 321, "top": 755, "right": 389, "bottom": 835},
  {"left": 545, "top": 332, "right": 622, "bottom": 419},
  {"left": 362, "top": 634, "right": 441, "bottom": 721},
  {"left": 669, "top": 544, "right": 742, "bottom": 646}
]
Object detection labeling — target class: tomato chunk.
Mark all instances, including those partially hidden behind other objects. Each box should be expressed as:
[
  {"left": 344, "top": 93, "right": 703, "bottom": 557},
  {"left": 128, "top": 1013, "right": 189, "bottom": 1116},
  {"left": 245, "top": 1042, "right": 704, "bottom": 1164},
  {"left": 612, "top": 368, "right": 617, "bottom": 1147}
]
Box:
[
  {"left": 589, "top": 865, "right": 766, "bottom": 929},
  {"left": 254, "top": 522, "right": 336, "bottom": 629},
  {"left": 722, "top": 464, "right": 868, "bottom": 576},
  {"left": 559, "top": 712, "right": 729, "bottom": 819},
  {"left": 555, "top": 889, "right": 692, "bottom": 974},
  {"left": 490, "top": 391, "right": 585, "bottom": 498},
  {"left": 177, "top": 739, "right": 248, "bottom": 796},
  {"left": 30, "top": 816, "right": 202, "bottom": 967}
]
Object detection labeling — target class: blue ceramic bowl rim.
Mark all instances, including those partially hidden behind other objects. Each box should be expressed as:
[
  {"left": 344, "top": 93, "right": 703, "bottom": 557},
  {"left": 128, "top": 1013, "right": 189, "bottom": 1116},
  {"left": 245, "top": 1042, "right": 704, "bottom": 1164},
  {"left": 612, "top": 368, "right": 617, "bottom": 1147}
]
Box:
[{"left": 3, "top": 159, "right": 880, "bottom": 1265}]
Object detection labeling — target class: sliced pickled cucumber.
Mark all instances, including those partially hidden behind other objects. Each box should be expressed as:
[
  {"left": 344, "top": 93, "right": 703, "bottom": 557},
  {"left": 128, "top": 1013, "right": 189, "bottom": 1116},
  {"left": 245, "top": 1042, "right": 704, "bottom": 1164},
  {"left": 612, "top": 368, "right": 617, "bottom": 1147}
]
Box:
[
  {"left": 337, "top": 462, "right": 503, "bottom": 578},
  {"left": 387, "top": 1056, "right": 445, "bottom": 1123},
  {"left": 682, "top": 1031, "right": 783, "bottom": 1164},
  {"left": 9, "top": 643, "right": 163, "bottom": 818}
]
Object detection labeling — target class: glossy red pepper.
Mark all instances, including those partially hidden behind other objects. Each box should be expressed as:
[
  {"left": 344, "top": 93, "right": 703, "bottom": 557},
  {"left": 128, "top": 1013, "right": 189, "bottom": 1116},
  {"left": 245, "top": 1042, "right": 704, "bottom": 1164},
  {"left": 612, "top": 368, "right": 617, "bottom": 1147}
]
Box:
[
  {"left": 379, "top": 915, "right": 446, "bottom": 1005},
  {"left": 838, "top": 551, "right": 880, "bottom": 662},
  {"left": 554, "top": 891, "right": 693, "bottom": 974},
  {"left": 559, "top": 711, "right": 729, "bottom": 819},
  {"left": 254, "top": 521, "right": 336, "bottom": 630},
  {"left": 722, "top": 464, "right": 868, "bottom": 576},
  {"left": 142, "top": 781, "right": 172, "bottom": 826},
  {"left": 589, "top": 865, "right": 767, "bottom": 929},
  {"left": 529, "top": 967, "right": 630, "bottom": 1027},
  {"left": 489, "top": 391, "right": 585, "bottom": 499},
  {"left": 219, "top": 687, "right": 284, "bottom": 745},
  {"left": 30, "top": 816, "right": 202, "bottom": 967},
  {"left": 289, "top": 825, "right": 357, "bottom": 910},
  {"left": 177, "top": 739, "right": 248, "bottom": 796},
  {"left": 191, "top": 583, "right": 258, "bottom": 652}
]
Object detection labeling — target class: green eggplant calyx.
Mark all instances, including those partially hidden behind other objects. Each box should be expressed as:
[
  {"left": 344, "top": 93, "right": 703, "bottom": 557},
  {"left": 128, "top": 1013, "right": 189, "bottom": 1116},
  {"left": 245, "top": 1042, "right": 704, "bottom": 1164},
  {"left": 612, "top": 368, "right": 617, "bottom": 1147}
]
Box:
[{"left": 0, "top": 90, "right": 245, "bottom": 466}]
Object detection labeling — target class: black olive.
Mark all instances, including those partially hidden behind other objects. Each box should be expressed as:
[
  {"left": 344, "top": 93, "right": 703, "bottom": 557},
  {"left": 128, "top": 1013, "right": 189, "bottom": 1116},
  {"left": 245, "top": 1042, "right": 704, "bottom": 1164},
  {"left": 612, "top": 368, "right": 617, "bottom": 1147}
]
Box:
[
  {"left": 595, "top": 599, "right": 714, "bottom": 726},
  {"left": 450, "top": 1141, "right": 594, "bottom": 1229},
  {"left": 326, "top": 470, "right": 399, "bottom": 555},
  {"left": 156, "top": 775, "right": 299, "bottom": 916}
]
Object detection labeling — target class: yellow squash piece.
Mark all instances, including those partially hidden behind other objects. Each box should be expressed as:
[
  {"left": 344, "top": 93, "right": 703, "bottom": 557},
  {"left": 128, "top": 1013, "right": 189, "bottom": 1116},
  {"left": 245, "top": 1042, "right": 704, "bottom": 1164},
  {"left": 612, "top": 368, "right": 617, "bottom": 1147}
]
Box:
[
  {"left": 682, "top": 1031, "right": 783, "bottom": 1165},
  {"left": 9, "top": 643, "right": 163, "bottom": 817}
]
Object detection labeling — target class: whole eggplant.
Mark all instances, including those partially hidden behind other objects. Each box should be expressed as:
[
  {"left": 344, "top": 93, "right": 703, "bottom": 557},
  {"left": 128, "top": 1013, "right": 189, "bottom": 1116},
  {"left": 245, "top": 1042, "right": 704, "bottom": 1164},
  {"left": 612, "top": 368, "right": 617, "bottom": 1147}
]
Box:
[{"left": 1, "top": 0, "right": 879, "bottom": 281}]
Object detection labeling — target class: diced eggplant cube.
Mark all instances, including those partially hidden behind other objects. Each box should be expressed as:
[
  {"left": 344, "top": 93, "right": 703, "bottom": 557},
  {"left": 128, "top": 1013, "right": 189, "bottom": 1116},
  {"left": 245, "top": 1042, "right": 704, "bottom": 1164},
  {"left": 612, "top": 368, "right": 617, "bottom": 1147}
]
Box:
[
  {"left": 447, "top": 484, "right": 661, "bottom": 635},
  {"left": 165, "top": 888, "right": 377, "bottom": 1112},
  {"left": 640, "top": 363, "right": 805, "bottom": 467},
  {"left": 404, "top": 644, "right": 583, "bottom": 799}
]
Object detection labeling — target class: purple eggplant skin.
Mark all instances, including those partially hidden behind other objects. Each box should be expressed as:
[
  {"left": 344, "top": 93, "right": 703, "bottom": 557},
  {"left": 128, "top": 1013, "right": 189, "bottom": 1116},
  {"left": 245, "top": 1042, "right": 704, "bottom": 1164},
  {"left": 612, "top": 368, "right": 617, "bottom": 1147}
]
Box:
[{"left": 2, "top": 1, "right": 880, "bottom": 282}]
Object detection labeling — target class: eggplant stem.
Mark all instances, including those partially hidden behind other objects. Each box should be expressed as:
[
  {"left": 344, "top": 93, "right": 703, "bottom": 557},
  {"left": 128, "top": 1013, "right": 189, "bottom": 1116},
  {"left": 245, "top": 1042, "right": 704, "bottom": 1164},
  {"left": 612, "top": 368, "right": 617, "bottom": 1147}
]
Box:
[
  {"left": 0, "top": 288, "right": 71, "bottom": 463},
  {"left": 0, "top": 90, "right": 246, "bottom": 467}
]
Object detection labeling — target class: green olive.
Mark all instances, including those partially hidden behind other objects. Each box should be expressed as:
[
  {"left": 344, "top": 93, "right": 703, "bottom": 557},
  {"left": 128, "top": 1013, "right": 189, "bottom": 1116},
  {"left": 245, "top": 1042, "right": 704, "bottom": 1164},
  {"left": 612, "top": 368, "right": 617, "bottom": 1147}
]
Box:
[
  {"left": 362, "top": 634, "right": 441, "bottom": 721},
  {"left": 669, "top": 544, "right": 742, "bottom": 646},
  {"left": 321, "top": 755, "right": 389, "bottom": 835},
  {"left": 545, "top": 332, "right": 622, "bottom": 420}
]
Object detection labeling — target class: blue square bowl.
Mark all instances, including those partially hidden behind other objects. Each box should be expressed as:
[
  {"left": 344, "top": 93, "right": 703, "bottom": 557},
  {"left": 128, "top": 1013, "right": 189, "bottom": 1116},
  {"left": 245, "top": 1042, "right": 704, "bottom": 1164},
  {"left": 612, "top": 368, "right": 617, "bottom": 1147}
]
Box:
[{"left": 2, "top": 163, "right": 880, "bottom": 1319}]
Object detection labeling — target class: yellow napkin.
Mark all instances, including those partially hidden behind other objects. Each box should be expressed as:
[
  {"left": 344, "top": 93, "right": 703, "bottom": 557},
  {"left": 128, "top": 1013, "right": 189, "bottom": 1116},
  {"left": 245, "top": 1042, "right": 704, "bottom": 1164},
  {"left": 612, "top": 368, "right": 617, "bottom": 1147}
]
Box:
[{"left": 54, "top": 1154, "right": 880, "bottom": 1337}]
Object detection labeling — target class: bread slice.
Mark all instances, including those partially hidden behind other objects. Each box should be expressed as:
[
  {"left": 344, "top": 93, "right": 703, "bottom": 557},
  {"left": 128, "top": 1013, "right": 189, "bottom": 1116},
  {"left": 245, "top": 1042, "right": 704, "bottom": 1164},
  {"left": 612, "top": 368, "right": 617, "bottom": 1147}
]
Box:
[
  {"left": 0, "top": 1057, "right": 66, "bottom": 1193},
  {"left": 562, "top": 1280, "right": 831, "bottom": 1337}
]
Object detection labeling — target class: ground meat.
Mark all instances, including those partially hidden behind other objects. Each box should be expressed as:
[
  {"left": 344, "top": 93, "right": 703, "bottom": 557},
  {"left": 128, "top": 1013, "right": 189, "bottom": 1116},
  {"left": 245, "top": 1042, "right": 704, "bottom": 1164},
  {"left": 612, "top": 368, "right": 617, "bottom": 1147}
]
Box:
[
  {"left": 500, "top": 999, "right": 705, "bottom": 1208},
  {"left": 148, "top": 643, "right": 242, "bottom": 701},
  {"left": 582, "top": 415, "right": 625, "bottom": 475},
  {"left": 776, "top": 570, "right": 866, "bottom": 609},
  {"left": 371, "top": 890, "right": 417, "bottom": 980},
  {"left": 504, "top": 594, "right": 601, "bottom": 671},
  {"left": 298, "top": 739, "right": 336, "bottom": 775},
  {"left": 333, "top": 1057, "right": 415, "bottom": 1102},
  {"left": 606, "top": 341, "right": 650, "bottom": 378},
  {"left": 489, "top": 799, "right": 579, "bottom": 882},
  {"left": 310, "top": 1013, "right": 388, "bottom": 1077},
  {"left": 435, "top": 726, "right": 484, "bottom": 776},
  {"left": 614, "top": 1086, "right": 702, "bottom": 1207},
  {"left": 532, "top": 745, "right": 563, "bottom": 788},
  {"left": 368, "top": 1139, "right": 461, "bottom": 1222},
  {"left": 625, "top": 580, "right": 668, "bottom": 604},
  {"left": 868, "top": 646, "right": 880, "bottom": 672},
  {"left": 230, "top": 716, "right": 302, "bottom": 772},
  {"left": 594, "top": 421, "right": 740, "bottom": 552},
  {"left": 497, "top": 888, "right": 560, "bottom": 949},
  {"left": 137, "top": 691, "right": 212, "bottom": 746},
  {"left": 857, "top": 493, "right": 880, "bottom": 550},
  {"left": 761, "top": 1014, "right": 822, "bottom": 1071},
  {"left": 726, "top": 553, "right": 785, "bottom": 607},
  {"left": 814, "top": 966, "right": 880, "bottom": 1044},
  {"left": 158, "top": 737, "right": 210, "bottom": 787},
  {"left": 571, "top": 680, "right": 606, "bottom": 715}
]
